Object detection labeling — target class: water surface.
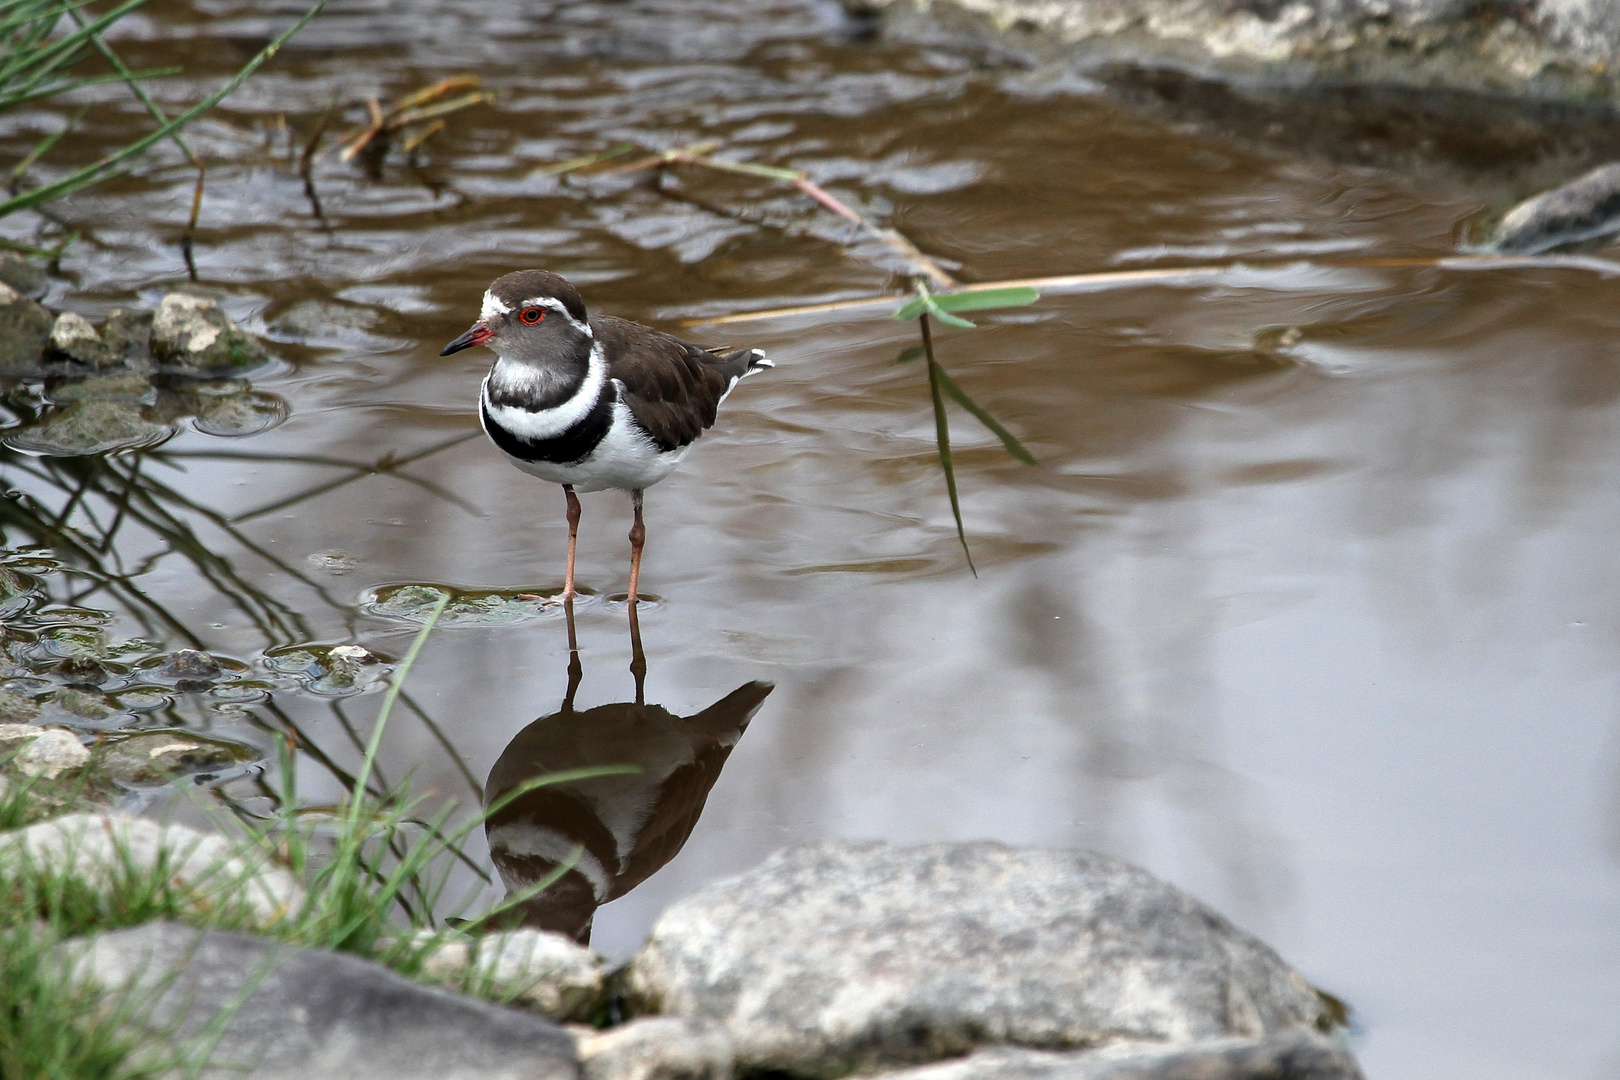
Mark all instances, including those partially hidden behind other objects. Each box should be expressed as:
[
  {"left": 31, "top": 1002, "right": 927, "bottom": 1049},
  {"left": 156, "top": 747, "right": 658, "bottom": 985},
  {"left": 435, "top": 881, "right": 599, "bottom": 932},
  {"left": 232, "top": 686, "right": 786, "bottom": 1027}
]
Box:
[{"left": 3, "top": 3, "right": 1619, "bottom": 1077}]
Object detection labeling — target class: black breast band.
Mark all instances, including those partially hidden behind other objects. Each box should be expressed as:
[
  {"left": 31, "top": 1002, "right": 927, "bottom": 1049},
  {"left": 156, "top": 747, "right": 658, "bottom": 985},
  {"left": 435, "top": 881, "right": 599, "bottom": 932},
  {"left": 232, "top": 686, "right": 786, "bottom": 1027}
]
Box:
[{"left": 481, "top": 384, "right": 615, "bottom": 465}]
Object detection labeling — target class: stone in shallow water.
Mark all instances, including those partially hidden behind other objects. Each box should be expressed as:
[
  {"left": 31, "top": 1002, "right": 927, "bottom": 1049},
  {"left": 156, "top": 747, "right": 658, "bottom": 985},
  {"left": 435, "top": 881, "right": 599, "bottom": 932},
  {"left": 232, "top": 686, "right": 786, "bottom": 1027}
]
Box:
[
  {"left": 840, "top": 1033, "right": 1360, "bottom": 1080},
  {"left": 365, "top": 583, "right": 566, "bottom": 626},
  {"left": 47, "top": 372, "right": 156, "bottom": 406},
  {"left": 151, "top": 293, "right": 268, "bottom": 375},
  {"left": 418, "top": 928, "right": 605, "bottom": 1019},
  {"left": 49, "top": 311, "right": 116, "bottom": 369},
  {"left": 11, "top": 727, "right": 89, "bottom": 778},
  {"left": 629, "top": 840, "right": 1335, "bottom": 1077},
  {"left": 188, "top": 388, "right": 288, "bottom": 436},
  {"left": 57, "top": 922, "right": 580, "bottom": 1080},
  {"left": 102, "top": 308, "right": 155, "bottom": 372},
  {"left": 95, "top": 729, "right": 259, "bottom": 788},
  {"left": 0, "top": 280, "right": 52, "bottom": 375},
  {"left": 0, "top": 690, "right": 41, "bottom": 723},
  {"left": 1489, "top": 162, "right": 1620, "bottom": 254},
  {"left": 3, "top": 399, "right": 174, "bottom": 456},
  {"left": 0, "top": 813, "right": 303, "bottom": 925},
  {"left": 576, "top": 1016, "right": 735, "bottom": 1080}
]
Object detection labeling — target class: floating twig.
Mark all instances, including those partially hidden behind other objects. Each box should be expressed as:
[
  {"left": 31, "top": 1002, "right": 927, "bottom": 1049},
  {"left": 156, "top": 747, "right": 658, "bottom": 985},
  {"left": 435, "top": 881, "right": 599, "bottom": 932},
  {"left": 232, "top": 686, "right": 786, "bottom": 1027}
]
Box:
[
  {"left": 339, "top": 76, "right": 492, "bottom": 166},
  {"left": 681, "top": 252, "right": 1620, "bottom": 327},
  {"left": 300, "top": 105, "right": 334, "bottom": 224},
  {"left": 562, "top": 140, "right": 957, "bottom": 286},
  {"left": 533, "top": 142, "right": 636, "bottom": 176}
]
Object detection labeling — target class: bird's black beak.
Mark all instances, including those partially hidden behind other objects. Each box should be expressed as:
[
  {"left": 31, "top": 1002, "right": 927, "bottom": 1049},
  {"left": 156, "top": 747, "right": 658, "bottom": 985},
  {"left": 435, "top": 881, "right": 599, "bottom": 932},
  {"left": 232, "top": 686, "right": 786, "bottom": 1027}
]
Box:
[{"left": 440, "top": 322, "right": 493, "bottom": 356}]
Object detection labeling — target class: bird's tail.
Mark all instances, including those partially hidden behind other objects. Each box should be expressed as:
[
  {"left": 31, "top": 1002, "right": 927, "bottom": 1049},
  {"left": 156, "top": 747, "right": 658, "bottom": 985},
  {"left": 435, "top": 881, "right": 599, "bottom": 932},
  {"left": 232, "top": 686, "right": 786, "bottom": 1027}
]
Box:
[{"left": 707, "top": 345, "right": 773, "bottom": 380}]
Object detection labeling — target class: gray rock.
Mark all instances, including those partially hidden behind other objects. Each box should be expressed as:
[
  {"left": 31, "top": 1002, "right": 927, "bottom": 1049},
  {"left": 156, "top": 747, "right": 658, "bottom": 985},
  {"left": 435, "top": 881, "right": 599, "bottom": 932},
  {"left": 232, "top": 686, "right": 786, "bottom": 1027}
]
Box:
[
  {"left": 0, "top": 251, "right": 48, "bottom": 299},
  {"left": 12, "top": 727, "right": 89, "bottom": 779},
  {"left": 576, "top": 1017, "right": 735, "bottom": 1080},
  {"left": 3, "top": 399, "right": 174, "bottom": 456},
  {"left": 1487, "top": 162, "right": 1620, "bottom": 253},
  {"left": 59, "top": 922, "right": 580, "bottom": 1080},
  {"left": 95, "top": 730, "right": 258, "bottom": 788},
  {"left": 156, "top": 648, "right": 225, "bottom": 681},
  {"left": 48, "top": 371, "right": 156, "bottom": 403},
  {"left": 102, "top": 308, "right": 155, "bottom": 372},
  {"left": 846, "top": 0, "right": 1620, "bottom": 105},
  {"left": 151, "top": 294, "right": 267, "bottom": 375},
  {"left": 190, "top": 389, "right": 288, "bottom": 437},
  {"left": 0, "top": 721, "right": 44, "bottom": 748},
  {"left": 418, "top": 927, "right": 605, "bottom": 1019},
  {"left": 48, "top": 311, "right": 115, "bottom": 368},
  {"left": 0, "top": 813, "right": 304, "bottom": 926},
  {"left": 630, "top": 840, "right": 1332, "bottom": 1077},
  {"left": 0, "top": 280, "right": 52, "bottom": 375},
  {"left": 843, "top": 1031, "right": 1360, "bottom": 1080}
]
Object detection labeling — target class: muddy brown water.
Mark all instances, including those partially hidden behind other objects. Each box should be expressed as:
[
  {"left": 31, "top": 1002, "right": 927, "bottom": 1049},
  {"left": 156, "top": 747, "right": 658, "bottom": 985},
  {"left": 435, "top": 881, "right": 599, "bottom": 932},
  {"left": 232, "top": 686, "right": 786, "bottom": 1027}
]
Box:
[{"left": 4, "top": 2, "right": 1620, "bottom": 1076}]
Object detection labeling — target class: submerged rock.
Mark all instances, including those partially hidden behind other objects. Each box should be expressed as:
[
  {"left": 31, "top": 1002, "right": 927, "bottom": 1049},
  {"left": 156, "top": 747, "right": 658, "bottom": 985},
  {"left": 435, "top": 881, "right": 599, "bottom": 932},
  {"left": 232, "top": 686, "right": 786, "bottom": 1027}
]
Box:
[
  {"left": 841, "top": 1032, "right": 1360, "bottom": 1080},
  {"left": 47, "top": 371, "right": 155, "bottom": 403},
  {"left": 418, "top": 928, "right": 606, "bottom": 1019},
  {"left": 189, "top": 387, "right": 288, "bottom": 436},
  {"left": 0, "top": 281, "right": 53, "bottom": 375},
  {"left": 0, "top": 813, "right": 303, "bottom": 925},
  {"left": 576, "top": 1017, "right": 735, "bottom": 1080},
  {"left": 630, "top": 840, "right": 1335, "bottom": 1077},
  {"left": 3, "top": 399, "right": 174, "bottom": 456},
  {"left": 151, "top": 293, "right": 268, "bottom": 375},
  {"left": 0, "top": 690, "right": 41, "bottom": 723},
  {"left": 1488, "top": 162, "right": 1620, "bottom": 253},
  {"left": 58, "top": 922, "right": 580, "bottom": 1080},
  {"left": 95, "top": 730, "right": 259, "bottom": 788}
]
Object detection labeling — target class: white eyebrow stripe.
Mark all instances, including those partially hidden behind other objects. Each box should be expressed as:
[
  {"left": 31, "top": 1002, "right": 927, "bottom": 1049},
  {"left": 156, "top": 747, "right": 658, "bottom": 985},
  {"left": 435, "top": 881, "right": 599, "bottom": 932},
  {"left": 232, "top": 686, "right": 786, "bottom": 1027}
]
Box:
[
  {"left": 480, "top": 291, "right": 511, "bottom": 321},
  {"left": 520, "top": 296, "right": 593, "bottom": 337}
]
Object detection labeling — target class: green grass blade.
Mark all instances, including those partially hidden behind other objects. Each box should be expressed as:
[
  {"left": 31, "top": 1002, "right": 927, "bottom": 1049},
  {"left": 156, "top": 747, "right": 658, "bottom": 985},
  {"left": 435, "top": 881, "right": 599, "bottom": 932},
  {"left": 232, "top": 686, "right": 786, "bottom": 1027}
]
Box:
[
  {"left": 930, "top": 285, "right": 1040, "bottom": 313},
  {"left": 0, "top": 0, "right": 327, "bottom": 219},
  {"left": 0, "top": 66, "right": 181, "bottom": 111},
  {"left": 933, "top": 365, "right": 1037, "bottom": 465},
  {"left": 347, "top": 588, "right": 447, "bottom": 827},
  {"left": 67, "top": 1, "right": 195, "bottom": 164},
  {"left": 921, "top": 315, "right": 975, "bottom": 575}
]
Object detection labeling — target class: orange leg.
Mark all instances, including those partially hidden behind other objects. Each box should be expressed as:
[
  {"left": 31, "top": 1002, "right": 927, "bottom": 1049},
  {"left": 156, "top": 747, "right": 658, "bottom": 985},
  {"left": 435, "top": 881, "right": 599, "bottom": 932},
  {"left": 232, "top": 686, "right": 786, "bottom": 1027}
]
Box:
[
  {"left": 562, "top": 485, "right": 581, "bottom": 601},
  {"left": 627, "top": 488, "right": 645, "bottom": 604}
]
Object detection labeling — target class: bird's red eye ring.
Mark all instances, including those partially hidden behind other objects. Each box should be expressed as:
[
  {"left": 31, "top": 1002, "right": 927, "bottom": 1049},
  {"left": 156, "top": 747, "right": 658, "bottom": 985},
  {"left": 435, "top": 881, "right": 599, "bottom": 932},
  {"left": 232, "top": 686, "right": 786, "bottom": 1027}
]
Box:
[{"left": 519, "top": 307, "right": 544, "bottom": 325}]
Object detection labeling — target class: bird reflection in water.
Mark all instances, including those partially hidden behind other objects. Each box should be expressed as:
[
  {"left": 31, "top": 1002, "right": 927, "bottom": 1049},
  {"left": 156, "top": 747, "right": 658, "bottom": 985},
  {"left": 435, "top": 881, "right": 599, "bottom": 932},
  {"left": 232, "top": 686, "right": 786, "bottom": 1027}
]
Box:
[{"left": 483, "top": 605, "right": 772, "bottom": 944}]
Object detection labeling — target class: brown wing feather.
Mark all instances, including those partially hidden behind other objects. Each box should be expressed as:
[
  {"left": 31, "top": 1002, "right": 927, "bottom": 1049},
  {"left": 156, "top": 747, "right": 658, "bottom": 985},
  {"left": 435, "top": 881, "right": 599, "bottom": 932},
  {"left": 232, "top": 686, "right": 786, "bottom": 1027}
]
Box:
[{"left": 591, "top": 315, "right": 732, "bottom": 452}]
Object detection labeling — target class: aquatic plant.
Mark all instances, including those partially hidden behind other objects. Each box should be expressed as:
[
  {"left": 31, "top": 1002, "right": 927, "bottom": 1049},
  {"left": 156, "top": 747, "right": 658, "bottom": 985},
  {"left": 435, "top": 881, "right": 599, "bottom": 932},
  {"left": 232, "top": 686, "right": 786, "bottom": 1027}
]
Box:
[{"left": 0, "top": 0, "right": 327, "bottom": 256}]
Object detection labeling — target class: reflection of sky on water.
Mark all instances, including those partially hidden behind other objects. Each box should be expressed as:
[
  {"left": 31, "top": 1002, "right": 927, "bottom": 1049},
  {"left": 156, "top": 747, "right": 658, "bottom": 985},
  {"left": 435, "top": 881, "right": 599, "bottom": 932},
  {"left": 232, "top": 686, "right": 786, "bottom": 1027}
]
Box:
[{"left": 1, "top": 2, "right": 1619, "bottom": 1075}]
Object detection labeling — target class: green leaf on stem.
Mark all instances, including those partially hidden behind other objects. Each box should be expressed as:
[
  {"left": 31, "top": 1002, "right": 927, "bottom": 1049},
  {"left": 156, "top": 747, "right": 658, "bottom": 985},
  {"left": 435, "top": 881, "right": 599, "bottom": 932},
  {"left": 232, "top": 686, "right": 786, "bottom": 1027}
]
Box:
[
  {"left": 894, "top": 344, "right": 926, "bottom": 364},
  {"left": 920, "top": 315, "right": 976, "bottom": 576},
  {"left": 893, "top": 285, "right": 1040, "bottom": 327},
  {"left": 933, "top": 366, "right": 1037, "bottom": 465},
  {"left": 930, "top": 285, "right": 1040, "bottom": 313}
]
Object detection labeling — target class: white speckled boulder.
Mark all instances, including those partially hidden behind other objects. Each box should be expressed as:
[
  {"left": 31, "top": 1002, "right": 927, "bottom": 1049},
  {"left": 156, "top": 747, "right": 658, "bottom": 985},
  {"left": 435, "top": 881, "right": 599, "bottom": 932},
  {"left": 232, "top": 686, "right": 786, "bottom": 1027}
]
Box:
[{"left": 629, "top": 840, "right": 1334, "bottom": 1077}]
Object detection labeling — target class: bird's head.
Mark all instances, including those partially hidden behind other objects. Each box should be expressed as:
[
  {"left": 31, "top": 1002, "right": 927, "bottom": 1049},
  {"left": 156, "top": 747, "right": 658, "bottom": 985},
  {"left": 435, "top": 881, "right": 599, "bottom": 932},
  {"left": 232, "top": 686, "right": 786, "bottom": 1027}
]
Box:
[{"left": 441, "top": 269, "right": 592, "bottom": 364}]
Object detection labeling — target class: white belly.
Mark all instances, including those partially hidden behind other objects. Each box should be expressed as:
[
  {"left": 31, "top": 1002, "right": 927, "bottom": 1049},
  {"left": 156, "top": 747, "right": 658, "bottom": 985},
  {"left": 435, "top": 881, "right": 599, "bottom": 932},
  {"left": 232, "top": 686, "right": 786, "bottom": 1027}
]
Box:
[{"left": 505, "top": 399, "right": 689, "bottom": 493}]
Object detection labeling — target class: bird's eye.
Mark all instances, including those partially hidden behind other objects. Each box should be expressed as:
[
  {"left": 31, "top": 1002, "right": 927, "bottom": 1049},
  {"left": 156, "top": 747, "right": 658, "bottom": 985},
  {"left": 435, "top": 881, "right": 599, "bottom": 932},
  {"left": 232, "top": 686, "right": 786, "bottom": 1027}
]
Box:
[{"left": 519, "top": 307, "right": 544, "bottom": 325}]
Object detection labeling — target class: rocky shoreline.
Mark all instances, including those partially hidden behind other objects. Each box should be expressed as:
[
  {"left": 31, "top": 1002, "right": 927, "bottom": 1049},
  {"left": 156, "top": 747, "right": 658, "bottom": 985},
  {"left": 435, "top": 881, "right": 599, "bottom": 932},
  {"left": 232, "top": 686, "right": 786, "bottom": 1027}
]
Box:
[
  {"left": 844, "top": 0, "right": 1620, "bottom": 107},
  {"left": 0, "top": 720, "right": 1360, "bottom": 1080}
]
